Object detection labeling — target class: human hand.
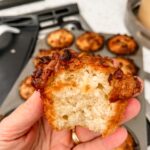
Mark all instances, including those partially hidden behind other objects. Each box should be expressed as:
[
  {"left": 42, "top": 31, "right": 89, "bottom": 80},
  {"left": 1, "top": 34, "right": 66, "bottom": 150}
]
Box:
[{"left": 0, "top": 91, "right": 140, "bottom": 150}]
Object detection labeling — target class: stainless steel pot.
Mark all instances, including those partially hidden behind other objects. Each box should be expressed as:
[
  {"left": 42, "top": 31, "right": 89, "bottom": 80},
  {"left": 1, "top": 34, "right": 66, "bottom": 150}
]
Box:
[{"left": 125, "top": 0, "right": 150, "bottom": 49}]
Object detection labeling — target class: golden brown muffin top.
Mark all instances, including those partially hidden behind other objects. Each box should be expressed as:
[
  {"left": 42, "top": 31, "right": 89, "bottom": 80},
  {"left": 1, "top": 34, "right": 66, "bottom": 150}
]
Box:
[
  {"left": 32, "top": 49, "right": 142, "bottom": 103},
  {"left": 107, "top": 34, "right": 138, "bottom": 55},
  {"left": 47, "top": 29, "right": 74, "bottom": 49},
  {"left": 76, "top": 32, "right": 104, "bottom": 52}
]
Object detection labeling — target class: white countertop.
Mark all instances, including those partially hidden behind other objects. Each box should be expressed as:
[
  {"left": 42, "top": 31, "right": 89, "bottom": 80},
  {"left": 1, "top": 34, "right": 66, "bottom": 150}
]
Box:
[{"left": 0, "top": 0, "right": 128, "bottom": 33}]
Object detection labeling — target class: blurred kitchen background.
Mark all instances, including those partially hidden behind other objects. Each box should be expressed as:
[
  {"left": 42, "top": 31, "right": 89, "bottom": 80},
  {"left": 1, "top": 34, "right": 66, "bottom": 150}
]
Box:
[
  {"left": 0, "top": 0, "right": 149, "bottom": 90},
  {"left": 0, "top": 0, "right": 150, "bottom": 149}
]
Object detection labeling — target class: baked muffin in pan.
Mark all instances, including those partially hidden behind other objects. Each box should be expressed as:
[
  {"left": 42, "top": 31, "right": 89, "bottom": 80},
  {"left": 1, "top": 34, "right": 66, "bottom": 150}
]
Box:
[
  {"left": 116, "top": 132, "right": 136, "bottom": 150},
  {"left": 47, "top": 29, "right": 74, "bottom": 49},
  {"left": 114, "top": 57, "right": 138, "bottom": 75},
  {"left": 76, "top": 32, "right": 104, "bottom": 52},
  {"left": 19, "top": 76, "right": 35, "bottom": 100},
  {"left": 107, "top": 34, "right": 138, "bottom": 55}
]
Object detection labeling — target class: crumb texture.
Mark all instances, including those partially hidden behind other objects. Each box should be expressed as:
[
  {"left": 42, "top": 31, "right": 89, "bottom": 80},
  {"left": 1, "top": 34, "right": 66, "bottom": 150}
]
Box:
[{"left": 45, "top": 66, "right": 120, "bottom": 133}]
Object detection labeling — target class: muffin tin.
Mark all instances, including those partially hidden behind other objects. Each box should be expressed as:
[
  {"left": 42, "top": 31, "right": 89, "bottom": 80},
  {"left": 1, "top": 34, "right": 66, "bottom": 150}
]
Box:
[{"left": 0, "top": 10, "right": 147, "bottom": 150}]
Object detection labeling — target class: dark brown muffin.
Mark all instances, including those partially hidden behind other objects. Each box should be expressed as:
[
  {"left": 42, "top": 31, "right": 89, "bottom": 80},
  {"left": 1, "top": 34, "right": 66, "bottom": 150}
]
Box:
[
  {"left": 19, "top": 76, "right": 35, "bottom": 100},
  {"left": 114, "top": 57, "right": 138, "bottom": 75},
  {"left": 107, "top": 34, "right": 138, "bottom": 55},
  {"left": 76, "top": 32, "right": 104, "bottom": 52},
  {"left": 47, "top": 29, "right": 74, "bottom": 49}
]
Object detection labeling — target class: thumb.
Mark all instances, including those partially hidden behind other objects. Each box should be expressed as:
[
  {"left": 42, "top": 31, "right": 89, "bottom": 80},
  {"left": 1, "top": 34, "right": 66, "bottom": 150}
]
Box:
[{"left": 0, "top": 91, "right": 43, "bottom": 139}]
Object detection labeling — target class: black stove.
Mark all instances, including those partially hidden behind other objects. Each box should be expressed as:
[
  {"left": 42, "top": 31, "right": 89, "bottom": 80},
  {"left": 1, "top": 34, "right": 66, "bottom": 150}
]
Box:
[
  {"left": 0, "top": 0, "right": 43, "bottom": 10},
  {"left": 0, "top": 16, "right": 39, "bottom": 105}
]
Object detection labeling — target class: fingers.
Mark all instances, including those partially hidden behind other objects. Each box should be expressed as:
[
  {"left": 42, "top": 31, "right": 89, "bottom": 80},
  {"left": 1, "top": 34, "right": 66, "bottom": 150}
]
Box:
[
  {"left": 73, "top": 127, "right": 127, "bottom": 150},
  {"left": 100, "top": 127, "right": 127, "bottom": 149},
  {"left": 121, "top": 98, "right": 141, "bottom": 124},
  {"left": 51, "top": 129, "right": 74, "bottom": 149},
  {"left": 75, "top": 126, "right": 100, "bottom": 142},
  {"left": 0, "top": 91, "right": 43, "bottom": 139}
]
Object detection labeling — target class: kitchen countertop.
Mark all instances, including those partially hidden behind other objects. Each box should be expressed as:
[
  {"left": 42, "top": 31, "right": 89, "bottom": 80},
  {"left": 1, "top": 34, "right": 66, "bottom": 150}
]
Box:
[
  {"left": 0, "top": 0, "right": 150, "bottom": 148},
  {"left": 0, "top": 0, "right": 128, "bottom": 33}
]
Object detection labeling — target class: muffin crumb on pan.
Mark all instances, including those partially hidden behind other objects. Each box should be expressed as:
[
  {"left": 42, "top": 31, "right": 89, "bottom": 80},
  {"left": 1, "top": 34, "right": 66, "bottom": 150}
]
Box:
[
  {"left": 76, "top": 31, "right": 104, "bottom": 52},
  {"left": 47, "top": 29, "right": 74, "bottom": 49},
  {"left": 32, "top": 48, "right": 143, "bottom": 136},
  {"left": 107, "top": 34, "right": 138, "bottom": 55}
]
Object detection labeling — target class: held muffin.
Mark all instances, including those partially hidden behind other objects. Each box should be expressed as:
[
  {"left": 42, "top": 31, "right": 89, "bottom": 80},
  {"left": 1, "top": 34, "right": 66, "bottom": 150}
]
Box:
[
  {"left": 107, "top": 34, "right": 138, "bottom": 55},
  {"left": 47, "top": 29, "right": 74, "bottom": 49},
  {"left": 76, "top": 32, "right": 104, "bottom": 52},
  {"left": 32, "top": 49, "right": 143, "bottom": 136},
  {"left": 19, "top": 76, "right": 35, "bottom": 100}
]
